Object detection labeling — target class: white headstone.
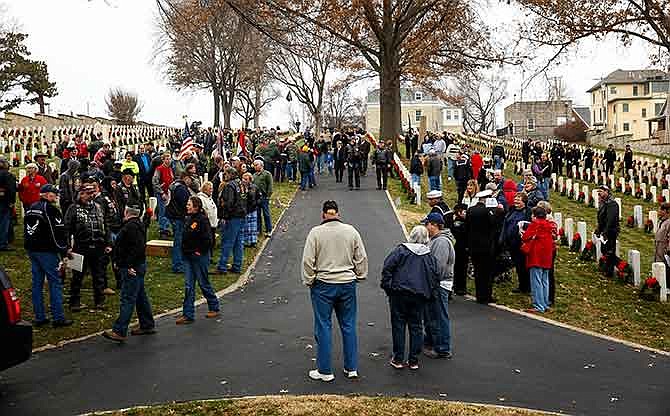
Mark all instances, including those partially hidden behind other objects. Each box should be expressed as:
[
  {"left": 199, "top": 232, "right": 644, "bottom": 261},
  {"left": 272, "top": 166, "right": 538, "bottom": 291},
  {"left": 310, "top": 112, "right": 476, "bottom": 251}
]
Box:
[
  {"left": 558, "top": 176, "right": 564, "bottom": 193},
  {"left": 610, "top": 174, "right": 616, "bottom": 189},
  {"left": 565, "top": 218, "right": 574, "bottom": 243},
  {"left": 586, "top": 168, "right": 591, "bottom": 182},
  {"left": 554, "top": 212, "right": 563, "bottom": 230},
  {"left": 414, "top": 183, "right": 422, "bottom": 205},
  {"left": 634, "top": 205, "right": 643, "bottom": 228},
  {"left": 649, "top": 210, "right": 659, "bottom": 233},
  {"left": 577, "top": 221, "right": 587, "bottom": 251},
  {"left": 583, "top": 185, "right": 590, "bottom": 205},
  {"left": 592, "top": 189, "right": 600, "bottom": 209},
  {"left": 551, "top": 173, "right": 557, "bottom": 191},
  {"left": 593, "top": 233, "right": 602, "bottom": 260},
  {"left": 641, "top": 183, "right": 647, "bottom": 199},
  {"left": 616, "top": 239, "right": 620, "bottom": 257},
  {"left": 652, "top": 262, "right": 668, "bottom": 302},
  {"left": 566, "top": 178, "right": 572, "bottom": 196},
  {"left": 663, "top": 189, "right": 670, "bottom": 203},
  {"left": 615, "top": 197, "right": 622, "bottom": 219},
  {"left": 651, "top": 185, "right": 658, "bottom": 202},
  {"left": 628, "top": 250, "right": 641, "bottom": 286},
  {"left": 573, "top": 182, "right": 580, "bottom": 200},
  {"left": 619, "top": 177, "right": 626, "bottom": 192}
]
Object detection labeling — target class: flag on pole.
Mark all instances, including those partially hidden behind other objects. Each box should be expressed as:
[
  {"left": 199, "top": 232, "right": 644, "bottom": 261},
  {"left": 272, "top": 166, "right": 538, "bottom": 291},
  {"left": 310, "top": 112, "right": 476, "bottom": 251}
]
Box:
[
  {"left": 178, "top": 136, "right": 194, "bottom": 160},
  {"left": 182, "top": 121, "right": 190, "bottom": 139}
]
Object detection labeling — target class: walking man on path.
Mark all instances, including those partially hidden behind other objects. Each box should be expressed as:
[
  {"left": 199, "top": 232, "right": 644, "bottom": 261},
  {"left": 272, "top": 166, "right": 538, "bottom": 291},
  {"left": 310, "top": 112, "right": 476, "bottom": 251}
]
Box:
[{"left": 302, "top": 200, "right": 368, "bottom": 382}]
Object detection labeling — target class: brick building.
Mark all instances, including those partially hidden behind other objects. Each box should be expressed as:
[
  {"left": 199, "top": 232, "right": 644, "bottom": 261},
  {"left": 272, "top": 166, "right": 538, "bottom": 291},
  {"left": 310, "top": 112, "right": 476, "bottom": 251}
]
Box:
[{"left": 503, "top": 100, "right": 589, "bottom": 138}]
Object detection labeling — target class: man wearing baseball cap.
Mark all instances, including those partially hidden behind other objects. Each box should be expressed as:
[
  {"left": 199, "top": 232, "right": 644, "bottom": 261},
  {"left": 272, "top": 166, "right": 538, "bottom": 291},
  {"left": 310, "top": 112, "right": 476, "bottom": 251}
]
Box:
[
  {"left": 595, "top": 185, "right": 620, "bottom": 277},
  {"left": 426, "top": 190, "right": 450, "bottom": 225},
  {"left": 24, "top": 184, "right": 73, "bottom": 327}
]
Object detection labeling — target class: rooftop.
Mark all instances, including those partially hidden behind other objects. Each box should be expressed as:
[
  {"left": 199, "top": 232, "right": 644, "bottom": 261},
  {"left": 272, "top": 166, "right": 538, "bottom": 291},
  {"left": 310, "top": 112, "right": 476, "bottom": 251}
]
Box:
[{"left": 587, "top": 69, "right": 668, "bottom": 92}]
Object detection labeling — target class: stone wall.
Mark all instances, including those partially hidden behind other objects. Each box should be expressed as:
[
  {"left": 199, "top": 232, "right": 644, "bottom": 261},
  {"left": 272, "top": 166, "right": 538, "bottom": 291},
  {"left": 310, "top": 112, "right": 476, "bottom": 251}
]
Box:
[{"left": 585, "top": 130, "right": 670, "bottom": 155}]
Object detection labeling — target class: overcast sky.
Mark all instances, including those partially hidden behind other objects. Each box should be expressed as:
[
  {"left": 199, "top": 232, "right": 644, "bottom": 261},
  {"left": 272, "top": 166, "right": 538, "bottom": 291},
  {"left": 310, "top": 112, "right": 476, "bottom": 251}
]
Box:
[{"left": 1, "top": 0, "right": 659, "bottom": 130}]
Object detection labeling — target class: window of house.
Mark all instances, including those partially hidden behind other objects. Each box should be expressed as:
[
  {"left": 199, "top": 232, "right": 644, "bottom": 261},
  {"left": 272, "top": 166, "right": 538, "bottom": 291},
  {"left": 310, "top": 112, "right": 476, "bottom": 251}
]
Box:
[
  {"left": 453, "top": 110, "right": 460, "bottom": 121},
  {"left": 651, "top": 81, "right": 670, "bottom": 93},
  {"left": 592, "top": 93, "right": 596, "bottom": 104},
  {"left": 414, "top": 91, "right": 423, "bottom": 101},
  {"left": 610, "top": 86, "right": 617, "bottom": 94},
  {"left": 656, "top": 103, "right": 664, "bottom": 116},
  {"left": 623, "top": 103, "right": 629, "bottom": 112},
  {"left": 445, "top": 110, "right": 452, "bottom": 121},
  {"left": 557, "top": 116, "right": 567, "bottom": 126},
  {"left": 527, "top": 118, "right": 536, "bottom": 132},
  {"left": 644, "top": 83, "right": 650, "bottom": 95},
  {"left": 613, "top": 104, "right": 617, "bottom": 113},
  {"left": 415, "top": 109, "right": 422, "bottom": 122},
  {"left": 599, "top": 108, "right": 603, "bottom": 120},
  {"left": 593, "top": 111, "right": 596, "bottom": 122},
  {"left": 633, "top": 86, "right": 639, "bottom": 96},
  {"left": 623, "top": 122, "right": 630, "bottom": 132},
  {"left": 642, "top": 108, "right": 647, "bottom": 118}
]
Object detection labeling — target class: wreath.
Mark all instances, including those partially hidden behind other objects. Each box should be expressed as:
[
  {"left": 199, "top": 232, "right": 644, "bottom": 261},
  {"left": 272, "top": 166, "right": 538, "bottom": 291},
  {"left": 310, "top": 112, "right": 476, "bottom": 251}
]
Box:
[
  {"left": 662, "top": 178, "right": 668, "bottom": 190},
  {"left": 569, "top": 232, "right": 582, "bottom": 253},
  {"left": 658, "top": 195, "right": 666, "bottom": 204},
  {"left": 615, "top": 260, "right": 634, "bottom": 284},
  {"left": 626, "top": 216, "right": 635, "bottom": 228},
  {"left": 577, "top": 191, "right": 585, "bottom": 203},
  {"left": 635, "top": 188, "right": 643, "bottom": 199},
  {"left": 598, "top": 255, "right": 609, "bottom": 274},
  {"left": 579, "top": 240, "right": 595, "bottom": 261},
  {"left": 639, "top": 276, "right": 661, "bottom": 301},
  {"left": 644, "top": 192, "right": 653, "bottom": 202},
  {"left": 559, "top": 228, "right": 568, "bottom": 246},
  {"left": 567, "top": 188, "right": 574, "bottom": 199},
  {"left": 644, "top": 219, "right": 654, "bottom": 233},
  {"left": 588, "top": 198, "right": 595, "bottom": 208}
]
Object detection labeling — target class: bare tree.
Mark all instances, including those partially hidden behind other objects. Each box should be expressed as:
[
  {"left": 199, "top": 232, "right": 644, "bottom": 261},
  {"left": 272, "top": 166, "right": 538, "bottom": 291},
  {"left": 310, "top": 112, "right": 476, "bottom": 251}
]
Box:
[
  {"left": 323, "top": 83, "right": 365, "bottom": 131},
  {"left": 265, "top": 27, "right": 335, "bottom": 137},
  {"left": 455, "top": 72, "right": 507, "bottom": 134},
  {"left": 105, "top": 88, "right": 143, "bottom": 124}
]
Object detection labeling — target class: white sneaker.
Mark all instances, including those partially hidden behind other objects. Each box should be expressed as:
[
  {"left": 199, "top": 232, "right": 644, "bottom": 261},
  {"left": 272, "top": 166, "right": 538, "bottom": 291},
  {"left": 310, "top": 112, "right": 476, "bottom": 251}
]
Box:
[
  {"left": 308, "top": 369, "right": 334, "bottom": 382},
  {"left": 343, "top": 369, "right": 359, "bottom": 379}
]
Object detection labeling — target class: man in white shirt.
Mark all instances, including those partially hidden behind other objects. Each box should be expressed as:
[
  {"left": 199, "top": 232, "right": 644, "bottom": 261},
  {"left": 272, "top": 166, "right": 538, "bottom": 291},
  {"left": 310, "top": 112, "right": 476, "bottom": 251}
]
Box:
[{"left": 302, "top": 200, "right": 368, "bottom": 382}]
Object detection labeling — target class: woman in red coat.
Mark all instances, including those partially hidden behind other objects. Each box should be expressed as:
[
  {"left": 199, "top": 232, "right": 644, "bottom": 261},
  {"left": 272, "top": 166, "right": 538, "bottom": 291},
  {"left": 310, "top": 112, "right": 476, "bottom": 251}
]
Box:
[
  {"left": 521, "top": 206, "right": 556, "bottom": 313},
  {"left": 18, "top": 163, "right": 48, "bottom": 210},
  {"left": 471, "top": 150, "right": 483, "bottom": 179}
]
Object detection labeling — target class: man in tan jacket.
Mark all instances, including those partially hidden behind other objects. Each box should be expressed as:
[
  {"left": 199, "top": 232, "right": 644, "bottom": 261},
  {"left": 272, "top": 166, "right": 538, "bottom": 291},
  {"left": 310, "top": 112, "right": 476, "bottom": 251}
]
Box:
[{"left": 302, "top": 200, "right": 368, "bottom": 382}]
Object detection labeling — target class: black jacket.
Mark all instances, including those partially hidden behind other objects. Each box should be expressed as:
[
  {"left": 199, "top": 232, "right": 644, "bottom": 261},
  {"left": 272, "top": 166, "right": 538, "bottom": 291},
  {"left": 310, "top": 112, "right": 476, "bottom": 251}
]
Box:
[
  {"left": 381, "top": 243, "right": 440, "bottom": 300},
  {"left": 220, "top": 179, "right": 247, "bottom": 219},
  {"left": 95, "top": 192, "right": 123, "bottom": 234},
  {"left": 23, "top": 199, "right": 67, "bottom": 254},
  {"left": 333, "top": 146, "right": 347, "bottom": 165},
  {"left": 372, "top": 149, "right": 391, "bottom": 166},
  {"left": 597, "top": 197, "right": 620, "bottom": 240},
  {"left": 0, "top": 169, "right": 17, "bottom": 207},
  {"left": 182, "top": 211, "right": 212, "bottom": 255},
  {"left": 454, "top": 158, "right": 472, "bottom": 183},
  {"left": 114, "top": 182, "right": 144, "bottom": 215},
  {"left": 427, "top": 156, "right": 442, "bottom": 177},
  {"left": 113, "top": 217, "right": 146, "bottom": 268},
  {"left": 604, "top": 149, "right": 617, "bottom": 165},
  {"left": 166, "top": 180, "right": 191, "bottom": 220},
  {"left": 64, "top": 200, "right": 111, "bottom": 248},
  {"left": 246, "top": 182, "right": 261, "bottom": 213},
  {"left": 409, "top": 155, "right": 423, "bottom": 175},
  {"left": 466, "top": 202, "right": 499, "bottom": 256}
]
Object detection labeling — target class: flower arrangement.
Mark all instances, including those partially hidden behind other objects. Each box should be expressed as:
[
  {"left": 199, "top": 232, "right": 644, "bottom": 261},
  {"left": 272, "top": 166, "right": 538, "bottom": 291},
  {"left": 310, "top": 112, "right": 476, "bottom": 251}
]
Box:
[
  {"left": 579, "top": 240, "right": 595, "bottom": 261},
  {"left": 644, "top": 191, "right": 653, "bottom": 202},
  {"left": 577, "top": 191, "right": 585, "bottom": 203},
  {"left": 662, "top": 178, "right": 668, "bottom": 190},
  {"left": 644, "top": 219, "right": 654, "bottom": 233},
  {"left": 598, "top": 255, "right": 608, "bottom": 274},
  {"left": 569, "top": 232, "right": 582, "bottom": 253},
  {"left": 567, "top": 188, "right": 574, "bottom": 199},
  {"left": 588, "top": 197, "right": 595, "bottom": 207},
  {"left": 658, "top": 195, "right": 666, "bottom": 204},
  {"left": 559, "top": 228, "right": 568, "bottom": 246},
  {"left": 615, "top": 260, "right": 633, "bottom": 284},
  {"left": 635, "top": 187, "right": 643, "bottom": 199},
  {"left": 624, "top": 185, "right": 632, "bottom": 195},
  {"left": 616, "top": 182, "right": 624, "bottom": 193},
  {"left": 626, "top": 216, "right": 635, "bottom": 228},
  {"left": 638, "top": 276, "right": 661, "bottom": 301}
]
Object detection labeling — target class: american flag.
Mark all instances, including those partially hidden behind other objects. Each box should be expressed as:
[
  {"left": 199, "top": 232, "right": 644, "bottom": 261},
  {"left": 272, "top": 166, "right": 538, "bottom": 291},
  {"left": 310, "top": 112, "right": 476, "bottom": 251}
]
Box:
[{"left": 178, "top": 121, "right": 193, "bottom": 159}]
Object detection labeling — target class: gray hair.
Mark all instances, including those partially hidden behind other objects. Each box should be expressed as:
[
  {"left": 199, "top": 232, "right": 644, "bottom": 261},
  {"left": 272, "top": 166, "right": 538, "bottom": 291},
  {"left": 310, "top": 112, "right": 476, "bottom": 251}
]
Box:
[
  {"left": 253, "top": 159, "right": 264, "bottom": 168},
  {"left": 537, "top": 200, "right": 552, "bottom": 214},
  {"left": 408, "top": 225, "right": 430, "bottom": 244},
  {"left": 125, "top": 206, "right": 141, "bottom": 218}
]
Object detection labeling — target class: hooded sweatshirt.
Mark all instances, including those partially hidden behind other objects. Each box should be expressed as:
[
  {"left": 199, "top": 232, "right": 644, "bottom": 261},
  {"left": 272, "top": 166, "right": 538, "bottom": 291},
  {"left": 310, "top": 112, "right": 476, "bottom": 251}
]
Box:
[
  {"left": 428, "top": 229, "right": 456, "bottom": 291},
  {"left": 381, "top": 243, "right": 440, "bottom": 299}
]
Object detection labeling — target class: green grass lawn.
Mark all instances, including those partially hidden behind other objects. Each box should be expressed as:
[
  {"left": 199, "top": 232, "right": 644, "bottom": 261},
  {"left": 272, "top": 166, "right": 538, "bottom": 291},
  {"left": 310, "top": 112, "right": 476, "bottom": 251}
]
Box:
[
  {"left": 2, "top": 181, "right": 297, "bottom": 349},
  {"left": 91, "top": 395, "right": 553, "bottom": 416},
  {"left": 388, "top": 142, "right": 670, "bottom": 351}
]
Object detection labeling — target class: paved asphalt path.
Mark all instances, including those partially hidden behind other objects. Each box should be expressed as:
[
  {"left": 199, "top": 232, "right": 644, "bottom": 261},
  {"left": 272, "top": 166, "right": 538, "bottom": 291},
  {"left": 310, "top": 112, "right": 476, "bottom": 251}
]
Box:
[{"left": 1, "top": 174, "right": 669, "bottom": 416}]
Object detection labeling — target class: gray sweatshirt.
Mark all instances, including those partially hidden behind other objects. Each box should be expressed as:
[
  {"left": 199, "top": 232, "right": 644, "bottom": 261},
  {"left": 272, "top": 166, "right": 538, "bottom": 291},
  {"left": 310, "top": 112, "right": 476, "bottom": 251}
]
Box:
[{"left": 428, "top": 228, "right": 456, "bottom": 291}]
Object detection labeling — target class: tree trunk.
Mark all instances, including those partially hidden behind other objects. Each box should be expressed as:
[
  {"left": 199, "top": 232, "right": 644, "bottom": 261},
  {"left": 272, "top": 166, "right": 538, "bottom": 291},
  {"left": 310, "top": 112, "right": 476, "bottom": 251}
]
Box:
[
  {"left": 379, "top": 57, "right": 401, "bottom": 152},
  {"left": 219, "top": 92, "right": 233, "bottom": 129},
  {"left": 212, "top": 86, "right": 221, "bottom": 127},
  {"left": 313, "top": 110, "right": 323, "bottom": 138},
  {"left": 38, "top": 94, "right": 45, "bottom": 114},
  {"left": 253, "top": 83, "right": 262, "bottom": 128}
]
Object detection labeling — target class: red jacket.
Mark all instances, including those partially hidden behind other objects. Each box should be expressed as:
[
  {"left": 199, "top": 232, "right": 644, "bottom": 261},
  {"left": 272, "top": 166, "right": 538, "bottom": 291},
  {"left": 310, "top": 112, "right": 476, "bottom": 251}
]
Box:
[
  {"left": 521, "top": 218, "right": 556, "bottom": 269},
  {"left": 503, "top": 179, "right": 517, "bottom": 207},
  {"left": 471, "top": 153, "right": 483, "bottom": 178},
  {"left": 76, "top": 142, "right": 89, "bottom": 158},
  {"left": 18, "top": 174, "right": 48, "bottom": 207}
]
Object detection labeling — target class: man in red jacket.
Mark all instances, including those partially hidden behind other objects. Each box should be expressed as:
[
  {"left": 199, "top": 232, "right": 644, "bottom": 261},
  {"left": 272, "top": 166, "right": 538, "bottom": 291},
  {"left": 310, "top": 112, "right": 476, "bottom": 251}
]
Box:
[
  {"left": 18, "top": 163, "right": 48, "bottom": 211},
  {"left": 521, "top": 206, "right": 556, "bottom": 313}
]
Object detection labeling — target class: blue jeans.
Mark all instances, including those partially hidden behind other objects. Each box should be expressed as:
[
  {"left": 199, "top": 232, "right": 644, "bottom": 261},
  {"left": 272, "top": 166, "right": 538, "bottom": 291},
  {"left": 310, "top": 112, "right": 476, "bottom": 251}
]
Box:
[
  {"left": 112, "top": 263, "right": 154, "bottom": 336},
  {"left": 423, "top": 286, "right": 451, "bottom": 354},
  {"left": 29, "top": 251, "right": 65, "bottom": 322},
  {"left": 156, "top": 196, "right": 169, "bottom": 233},
  {"left": 300, "top": 172, "right": 310, "bottom": 190},
  {"left": 538, "top": 178, "right": 549, "bottom": 200},
  {"left": 389, "top": 293, "right": 425, "bottom": 365},
  {"left": 310, "top": 280, "right": 358, "bottom": 374},
  {"left": 411, "top": 174, "right": 421, "bottom": 187},
  {"left": 494, "top": 155, "right": 504, "bottom": 170},
  {"left": 309, "top": 170, "right": 316, "bottom": 187},
  {"left": 428, "top": 176, "right": 441, "bottom": 191},
  {"left": 183, "top": 253, "right": 220, "bottom": 320},
  {"left": 170, "top": 219, "right": 184, "bottom": 272},
  {"left": 285, "top": 162, "right": 294, "bottom": 181},
  {"left": 447, "top": 159, "right": 455, "bottom": 178},
  {"left": 530, "top": 267, "right": 550, "bottom": 312},
  {"left": 257, "top": 198, "right": 272, "bottom": 233},
  {"left": 217, "top": 217, "right": 244, "bottom": 272},
  {"left": 317, "top": 154, "right": 325, "bottom": 174}
]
